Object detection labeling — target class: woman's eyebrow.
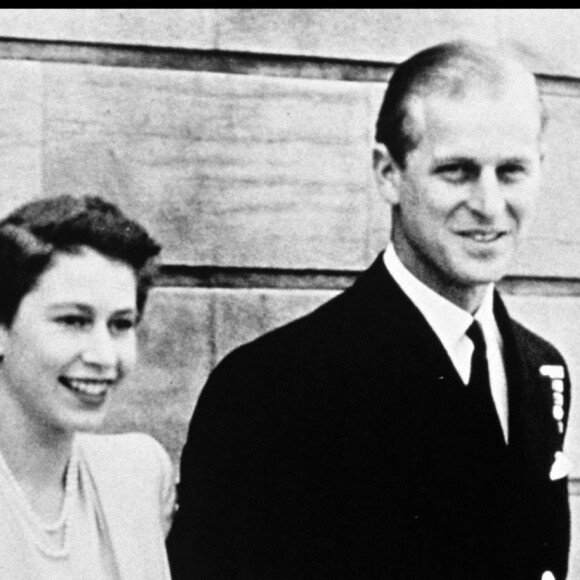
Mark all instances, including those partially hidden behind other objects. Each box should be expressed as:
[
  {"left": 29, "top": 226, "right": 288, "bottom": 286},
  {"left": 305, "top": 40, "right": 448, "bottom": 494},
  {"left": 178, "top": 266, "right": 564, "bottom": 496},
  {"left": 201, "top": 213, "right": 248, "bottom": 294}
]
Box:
[{"left": 47, "top": 303, "right": 93, "bottom": 313}]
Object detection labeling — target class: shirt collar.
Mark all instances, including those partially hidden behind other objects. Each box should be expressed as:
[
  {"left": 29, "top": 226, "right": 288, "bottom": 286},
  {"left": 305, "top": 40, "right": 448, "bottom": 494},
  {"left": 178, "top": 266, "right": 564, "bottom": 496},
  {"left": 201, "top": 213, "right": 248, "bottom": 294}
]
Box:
[
  {"left": 473, "top": 282, "right": 498, "bottom": 346},
  {"left": 384, "top": 245, "right": 495, "bottom": 355}
]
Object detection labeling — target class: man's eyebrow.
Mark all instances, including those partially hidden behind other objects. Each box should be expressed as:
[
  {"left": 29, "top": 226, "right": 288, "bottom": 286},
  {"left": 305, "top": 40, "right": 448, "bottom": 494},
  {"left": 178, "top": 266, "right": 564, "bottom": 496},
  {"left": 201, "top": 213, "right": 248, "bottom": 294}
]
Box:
[
  {"left": 432, "top": 155, "right": 533, "bottom": 168},
  {"left": 498, "top": 156, "right": 532, "bottom": 165},
  {"left": 432, "top": 157, "right": 478, "bottom": 168}
]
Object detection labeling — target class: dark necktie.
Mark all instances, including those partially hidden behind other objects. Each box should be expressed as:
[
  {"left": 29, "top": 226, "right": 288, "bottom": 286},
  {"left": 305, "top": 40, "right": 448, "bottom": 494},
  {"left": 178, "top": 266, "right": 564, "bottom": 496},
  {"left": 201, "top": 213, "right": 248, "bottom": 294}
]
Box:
[{"left": 466, "top": 321, "right": 505, "bottom": 445}]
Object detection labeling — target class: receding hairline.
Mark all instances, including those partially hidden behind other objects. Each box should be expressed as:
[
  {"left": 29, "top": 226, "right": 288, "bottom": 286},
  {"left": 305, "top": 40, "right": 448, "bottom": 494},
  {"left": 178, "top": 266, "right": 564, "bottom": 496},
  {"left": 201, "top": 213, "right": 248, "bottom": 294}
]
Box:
[
  {"left": 415, "top": 45, "right": 540, "bottom": 108},
  {"left": 375, "top": 41, "right": 546, "bottom": 166},
  {"left": 408, "top": 68, "right": 544, "bottom": 145},
  {"left": 416, "top": 42, "right": 535, "bottom": 91}
]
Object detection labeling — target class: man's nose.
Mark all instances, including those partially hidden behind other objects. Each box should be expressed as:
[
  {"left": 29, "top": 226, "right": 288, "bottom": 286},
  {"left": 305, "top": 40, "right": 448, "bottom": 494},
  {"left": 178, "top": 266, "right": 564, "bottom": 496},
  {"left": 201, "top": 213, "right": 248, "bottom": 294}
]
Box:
[
  {"left": 467, "top": 170, "right": 506, "bottom": 219},
  {"left": 81, "top": 326, "right": 117, "bottom": 367}
]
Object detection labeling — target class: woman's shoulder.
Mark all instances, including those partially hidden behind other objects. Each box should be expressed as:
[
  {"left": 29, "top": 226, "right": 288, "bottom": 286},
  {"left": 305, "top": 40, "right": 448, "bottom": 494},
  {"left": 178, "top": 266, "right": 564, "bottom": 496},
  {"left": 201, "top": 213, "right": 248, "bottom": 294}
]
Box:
[
  {"left": 75, "top": 432, "right": 172, "bottom": 483},
  {"left": 75, "top": 433, "right": 176, "bottom": 555}
]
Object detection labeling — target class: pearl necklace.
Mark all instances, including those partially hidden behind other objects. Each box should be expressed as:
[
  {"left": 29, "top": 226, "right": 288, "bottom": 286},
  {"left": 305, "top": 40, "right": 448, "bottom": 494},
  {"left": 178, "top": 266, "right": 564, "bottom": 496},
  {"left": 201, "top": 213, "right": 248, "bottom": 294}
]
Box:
[{"left": 0, "top": 442, "right": 78, "bottom": 559}]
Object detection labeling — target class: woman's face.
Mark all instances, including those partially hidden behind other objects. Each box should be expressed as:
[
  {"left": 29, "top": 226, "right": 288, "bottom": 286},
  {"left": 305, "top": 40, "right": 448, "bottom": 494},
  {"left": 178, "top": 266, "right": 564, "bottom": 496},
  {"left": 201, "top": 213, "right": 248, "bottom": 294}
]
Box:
[{"left": 0, "top": 246, "right": 138, "bottom": 438}]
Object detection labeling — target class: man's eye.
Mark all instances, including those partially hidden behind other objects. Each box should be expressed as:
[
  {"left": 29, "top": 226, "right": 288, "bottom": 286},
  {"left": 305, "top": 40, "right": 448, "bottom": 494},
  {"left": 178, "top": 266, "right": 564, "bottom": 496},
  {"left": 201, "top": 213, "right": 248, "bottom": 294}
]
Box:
[
  {"left": 435, "top": 164, "right": 472, "bottom": 183},
  {"left": 497, "top": 164, "right": 526, "bottom": 183},
  {"left": 56, "top": 315, "right": 91, "bottom": 329}
]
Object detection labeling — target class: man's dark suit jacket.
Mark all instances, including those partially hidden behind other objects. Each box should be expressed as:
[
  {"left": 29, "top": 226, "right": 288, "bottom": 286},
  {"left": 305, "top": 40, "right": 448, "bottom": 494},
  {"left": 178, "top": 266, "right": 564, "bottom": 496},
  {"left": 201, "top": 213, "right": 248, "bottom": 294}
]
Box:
[{"left": 167, "top": 254, "right": 571, "bottom": 580}]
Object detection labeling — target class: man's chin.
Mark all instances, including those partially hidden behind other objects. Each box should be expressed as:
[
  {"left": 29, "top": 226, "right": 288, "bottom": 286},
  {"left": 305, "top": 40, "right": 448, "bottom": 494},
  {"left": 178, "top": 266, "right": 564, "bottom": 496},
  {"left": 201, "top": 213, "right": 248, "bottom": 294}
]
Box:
[{"left": 454, "top": 266, "right": 510, "bottom": 288}]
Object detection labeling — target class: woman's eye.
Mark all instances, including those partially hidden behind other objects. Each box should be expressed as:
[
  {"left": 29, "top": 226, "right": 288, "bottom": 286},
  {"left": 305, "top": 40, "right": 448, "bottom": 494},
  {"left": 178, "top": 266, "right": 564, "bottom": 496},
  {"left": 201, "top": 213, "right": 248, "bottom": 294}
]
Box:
[
  {"left": 110, "top": 318, "right": 136, "bottom": 334},
  {"left": 56, "top": 315, "right": 91, "bottom": 329}
]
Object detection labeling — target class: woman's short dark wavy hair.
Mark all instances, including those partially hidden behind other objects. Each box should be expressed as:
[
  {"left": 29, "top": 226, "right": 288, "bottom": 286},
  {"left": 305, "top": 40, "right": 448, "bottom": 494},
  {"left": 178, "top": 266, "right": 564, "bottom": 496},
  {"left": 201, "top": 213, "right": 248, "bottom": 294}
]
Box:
[{"left": 0, "top": 195, "right": 161, "bottom": 326}]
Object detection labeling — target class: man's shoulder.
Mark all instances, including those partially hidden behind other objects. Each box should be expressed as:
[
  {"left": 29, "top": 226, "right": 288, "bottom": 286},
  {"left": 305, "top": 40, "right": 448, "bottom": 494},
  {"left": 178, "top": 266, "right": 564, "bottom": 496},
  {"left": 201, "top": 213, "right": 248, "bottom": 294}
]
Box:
[
  {"left": 219, "top": 286, "right": 353, "bottom": 374},
  {"left": 509, "top": 316, "right": 567, "bottom": 366},
  {"left": 220, "top": 255, "right": 395, "bottom": 368}
]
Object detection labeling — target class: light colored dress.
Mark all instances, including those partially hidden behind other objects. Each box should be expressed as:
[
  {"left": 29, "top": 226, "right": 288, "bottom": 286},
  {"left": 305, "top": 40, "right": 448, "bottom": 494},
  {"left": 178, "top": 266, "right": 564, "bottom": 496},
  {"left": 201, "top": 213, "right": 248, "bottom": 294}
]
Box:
[{"left": 0, "top": 432, "right": 174, "bottom": 579}]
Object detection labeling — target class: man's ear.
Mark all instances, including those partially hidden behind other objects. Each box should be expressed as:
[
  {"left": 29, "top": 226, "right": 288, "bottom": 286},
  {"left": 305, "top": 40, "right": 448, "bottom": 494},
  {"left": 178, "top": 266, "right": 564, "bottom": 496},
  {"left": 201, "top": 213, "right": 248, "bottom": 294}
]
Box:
[
  {"left": 373, "top": 143, "right": 402, "bottom": 206},
  {"left": 539, "top": 140, "right": 547, "bottom": 164}
]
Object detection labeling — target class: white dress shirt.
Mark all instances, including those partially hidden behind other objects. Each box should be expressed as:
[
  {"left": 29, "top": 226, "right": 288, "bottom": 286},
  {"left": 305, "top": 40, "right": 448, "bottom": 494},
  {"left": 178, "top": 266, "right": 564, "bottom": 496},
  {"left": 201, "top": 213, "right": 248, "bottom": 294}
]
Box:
[{"left": 384, "top": 245, "right": 509, "bottom": 442}]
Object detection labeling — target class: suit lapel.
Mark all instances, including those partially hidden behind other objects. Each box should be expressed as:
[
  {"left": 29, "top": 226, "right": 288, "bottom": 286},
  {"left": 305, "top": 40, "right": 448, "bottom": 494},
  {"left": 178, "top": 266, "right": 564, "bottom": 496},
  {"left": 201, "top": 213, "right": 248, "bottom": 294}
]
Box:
[
  {"left": 341, "top": 258, "right": 567, "bottom": 576},
  {"left": 342, "top": 255, "right": 473, "bottom": 457},
  {"left": 345, "top": 258, "right": 562, "bottom": 469},
  {"left": 494, "top": 294, "right": 557, "bottom": 480},
  {"left": 344, "top": 254, "right": 465, "bottom": 397},
  {"left": 343, "top": 255, "right": 562, "bottom": 477}
]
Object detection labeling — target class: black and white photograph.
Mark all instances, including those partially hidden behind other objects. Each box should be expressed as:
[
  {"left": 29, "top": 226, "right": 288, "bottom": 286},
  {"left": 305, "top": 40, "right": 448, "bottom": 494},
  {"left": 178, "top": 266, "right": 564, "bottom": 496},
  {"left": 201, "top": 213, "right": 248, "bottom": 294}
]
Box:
[{"left": 0, "top": 9, "right": 578, "bottom": 579}]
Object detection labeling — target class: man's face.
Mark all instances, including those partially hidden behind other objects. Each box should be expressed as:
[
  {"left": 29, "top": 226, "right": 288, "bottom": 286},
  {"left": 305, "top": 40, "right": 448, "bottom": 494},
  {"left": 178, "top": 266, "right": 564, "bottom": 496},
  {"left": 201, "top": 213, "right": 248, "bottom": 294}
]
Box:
[{"left": 381, "top": 84, "right": 543, "bottom": 306}]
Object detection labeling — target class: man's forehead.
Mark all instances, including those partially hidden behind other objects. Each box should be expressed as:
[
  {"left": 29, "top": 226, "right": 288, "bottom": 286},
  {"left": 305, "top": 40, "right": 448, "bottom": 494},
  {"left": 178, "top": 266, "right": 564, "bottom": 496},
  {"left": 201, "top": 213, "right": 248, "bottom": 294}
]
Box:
[{"left": 407, "top": 80, "right": 543, "bottom": 142}]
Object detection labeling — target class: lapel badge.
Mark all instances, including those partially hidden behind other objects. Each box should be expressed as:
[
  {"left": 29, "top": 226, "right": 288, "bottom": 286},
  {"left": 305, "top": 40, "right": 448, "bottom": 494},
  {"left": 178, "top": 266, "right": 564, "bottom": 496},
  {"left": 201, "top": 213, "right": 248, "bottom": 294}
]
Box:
[
  {"left": 550, "top": 451, "right": 573, "bottom": 481},
  {"left": 540, "top": 365, "right": 566, "bottom": 434},
  {"left": 540, "top": 365, "right": 565, "bottom": 380}
]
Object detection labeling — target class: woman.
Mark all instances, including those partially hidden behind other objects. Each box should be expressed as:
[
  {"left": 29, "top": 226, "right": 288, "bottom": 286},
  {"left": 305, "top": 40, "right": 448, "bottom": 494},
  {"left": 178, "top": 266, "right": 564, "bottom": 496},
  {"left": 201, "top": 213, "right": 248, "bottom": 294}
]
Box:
[{"left": 0, "top": 195, "right": 174, "bottom": 578}]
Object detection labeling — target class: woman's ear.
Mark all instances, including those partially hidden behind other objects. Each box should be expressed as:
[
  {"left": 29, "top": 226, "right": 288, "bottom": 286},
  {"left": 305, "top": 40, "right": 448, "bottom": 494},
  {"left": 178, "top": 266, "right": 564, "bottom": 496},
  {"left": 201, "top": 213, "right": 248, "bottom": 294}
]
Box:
[
  {"left": 0, "top": 325, "right": 7, "bottom": 363},
  {"left": 373, "top": 143, "right": 402, "bottom": 206}
]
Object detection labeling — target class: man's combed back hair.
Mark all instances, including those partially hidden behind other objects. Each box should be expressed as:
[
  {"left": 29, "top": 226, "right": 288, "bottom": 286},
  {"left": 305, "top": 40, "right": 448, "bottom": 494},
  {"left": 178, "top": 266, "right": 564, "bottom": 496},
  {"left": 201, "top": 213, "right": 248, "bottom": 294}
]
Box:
[
  {"left": 375, "top": 40, "right": 546, "bottom": 168},
  {"left": 0, "top": 195, "right": 161, "bottom": 326}
]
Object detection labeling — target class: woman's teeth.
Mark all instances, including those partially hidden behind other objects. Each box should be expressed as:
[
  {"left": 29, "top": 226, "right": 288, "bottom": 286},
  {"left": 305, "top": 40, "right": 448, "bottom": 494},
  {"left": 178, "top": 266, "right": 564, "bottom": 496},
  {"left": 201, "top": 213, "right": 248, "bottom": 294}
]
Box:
[{"left": 60, "top": 378, "right": 113, "bottom": 396}]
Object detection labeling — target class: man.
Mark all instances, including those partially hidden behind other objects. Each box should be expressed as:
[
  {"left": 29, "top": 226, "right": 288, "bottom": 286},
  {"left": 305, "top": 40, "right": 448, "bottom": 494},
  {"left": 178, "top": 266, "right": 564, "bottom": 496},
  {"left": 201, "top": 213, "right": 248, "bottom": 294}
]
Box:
[{"left": 167, "top": 41, "right": 571, "bottom": 579}]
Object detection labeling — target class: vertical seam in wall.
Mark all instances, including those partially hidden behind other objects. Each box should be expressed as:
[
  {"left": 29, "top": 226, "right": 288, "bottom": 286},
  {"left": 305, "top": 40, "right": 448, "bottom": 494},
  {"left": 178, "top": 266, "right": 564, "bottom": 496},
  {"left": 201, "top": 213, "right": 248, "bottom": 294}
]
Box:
[
  {"left": 363, "top": 87, "right": 375, "bottom": 264},
  {"left": 210, "top": 8, "right": 222, "bottom": 51},
  {"left": 492, "top": 8, "right": 504, "bottom": 47},
  {"left": 39, "top": 60, "right": 46, "bottom": 200},
  {"left": 208, "top": 289, "right": 218, "bottom": 370}
]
